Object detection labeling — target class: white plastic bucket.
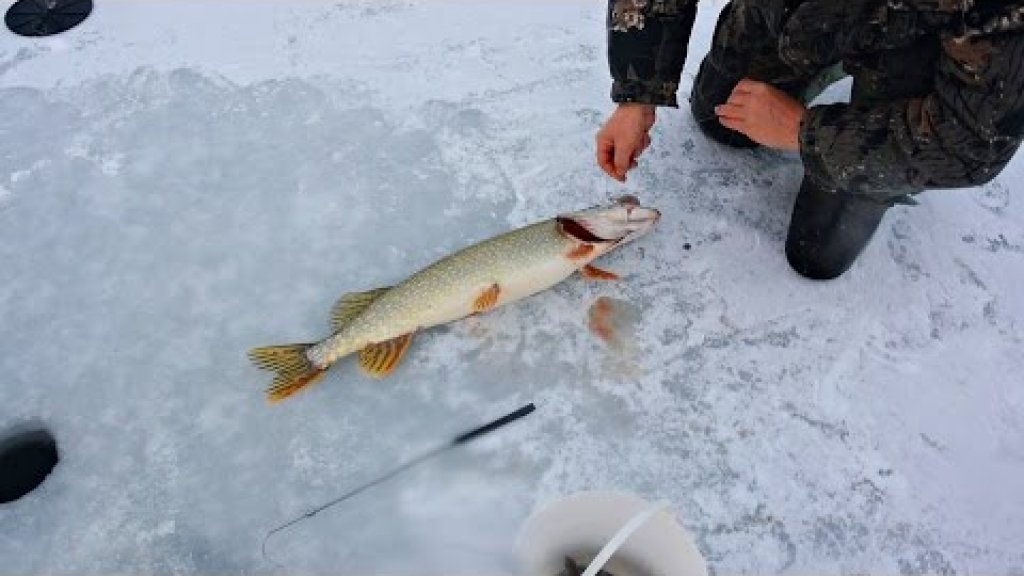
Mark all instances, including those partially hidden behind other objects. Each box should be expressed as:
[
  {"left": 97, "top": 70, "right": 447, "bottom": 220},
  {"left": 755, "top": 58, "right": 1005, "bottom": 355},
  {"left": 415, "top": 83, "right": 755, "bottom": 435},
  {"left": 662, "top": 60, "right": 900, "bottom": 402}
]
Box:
[{"left": 516, "top": 491, "right": 707, "bottom": 576}]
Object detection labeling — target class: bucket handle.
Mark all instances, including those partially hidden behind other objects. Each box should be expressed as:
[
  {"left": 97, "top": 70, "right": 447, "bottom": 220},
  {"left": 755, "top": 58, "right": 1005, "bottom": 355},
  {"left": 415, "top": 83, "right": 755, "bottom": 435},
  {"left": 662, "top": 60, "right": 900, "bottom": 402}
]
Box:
[{"left": 581, "top": 500, "right": 671, "bottom": 576}]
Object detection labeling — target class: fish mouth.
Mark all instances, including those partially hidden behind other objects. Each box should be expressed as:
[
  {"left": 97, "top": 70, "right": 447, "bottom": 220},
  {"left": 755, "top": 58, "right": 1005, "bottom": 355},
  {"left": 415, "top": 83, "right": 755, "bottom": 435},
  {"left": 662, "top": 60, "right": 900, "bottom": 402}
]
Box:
[
  {"left": 616, "top": 209, "right": 660, "bottom": 245},
  {"left": 557, "top": 210, "right": 659, "bottom": 244},
  {"left": 557, "top": 198, "right": 661, "bottom": 244}
]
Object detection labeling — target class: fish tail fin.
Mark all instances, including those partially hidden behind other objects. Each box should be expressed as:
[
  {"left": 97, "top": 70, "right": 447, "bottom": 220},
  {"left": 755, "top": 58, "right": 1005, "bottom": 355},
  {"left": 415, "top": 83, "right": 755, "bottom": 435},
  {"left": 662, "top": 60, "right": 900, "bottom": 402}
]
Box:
[{"left": 247, "top": 343, "right": 327, "bottom": 404}]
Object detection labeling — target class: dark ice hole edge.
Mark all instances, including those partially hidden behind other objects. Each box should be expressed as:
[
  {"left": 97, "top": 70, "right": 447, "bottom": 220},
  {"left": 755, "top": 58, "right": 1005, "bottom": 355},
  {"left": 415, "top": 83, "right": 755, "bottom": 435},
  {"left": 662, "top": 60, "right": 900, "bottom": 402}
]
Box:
[{"left": 0, "top": 426, "right": 59, "bottom": 504}]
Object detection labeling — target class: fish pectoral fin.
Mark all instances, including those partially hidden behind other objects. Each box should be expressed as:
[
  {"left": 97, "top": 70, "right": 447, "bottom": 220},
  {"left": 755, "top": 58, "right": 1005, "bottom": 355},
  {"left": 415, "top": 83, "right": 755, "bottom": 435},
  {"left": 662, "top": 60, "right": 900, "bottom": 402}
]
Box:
[
  {"left": 358, "top": 333, "right": 414, "bottom": 378},
  {"left": 472, "top": 283, "right": 501, "bottom": 313},
  {"left": 248, "top": 343, "right": 327, "bottom": 404},
  {"left": 331, "top": 286, "right": 392, "bottom": 331},
  {"left": 581, "top": 264, "right": 621, "bottom": 281},
  {"left": 566, "top": 243, "right": 595, "bottom": 260}
]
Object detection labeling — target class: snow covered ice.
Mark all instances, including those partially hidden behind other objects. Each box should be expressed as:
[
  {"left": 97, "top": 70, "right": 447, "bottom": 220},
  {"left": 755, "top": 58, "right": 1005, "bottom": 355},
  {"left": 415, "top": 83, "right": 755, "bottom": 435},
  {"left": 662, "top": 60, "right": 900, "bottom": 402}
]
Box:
[{"left": 1, "top": 0, "right": 1023, "bottom": 573}]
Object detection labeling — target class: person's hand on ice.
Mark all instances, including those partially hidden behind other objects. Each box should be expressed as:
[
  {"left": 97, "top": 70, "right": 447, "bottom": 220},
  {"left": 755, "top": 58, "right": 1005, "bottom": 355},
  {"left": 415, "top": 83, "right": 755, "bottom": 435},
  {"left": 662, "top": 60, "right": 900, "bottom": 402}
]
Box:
[
  {"left": 715, "top": 79, "right": 806, "bottom": 151},
  {"left": 596, "top": 104, "right": 655, "bottom": 182}
]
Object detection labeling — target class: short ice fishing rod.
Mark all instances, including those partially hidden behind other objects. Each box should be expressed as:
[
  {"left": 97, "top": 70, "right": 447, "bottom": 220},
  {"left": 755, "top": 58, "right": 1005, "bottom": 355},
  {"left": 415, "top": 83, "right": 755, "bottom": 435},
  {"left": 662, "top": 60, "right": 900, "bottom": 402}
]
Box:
[{"left": 261, "top": 402, "right": 537, "bottom": 565}]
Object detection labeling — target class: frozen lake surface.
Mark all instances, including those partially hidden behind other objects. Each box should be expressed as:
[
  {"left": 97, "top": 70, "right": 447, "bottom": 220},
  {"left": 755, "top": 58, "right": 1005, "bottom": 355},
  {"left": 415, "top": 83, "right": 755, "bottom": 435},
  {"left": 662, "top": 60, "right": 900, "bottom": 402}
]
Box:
[{"left": 1, "top": 1, "right": 1022, "bottom": 573}]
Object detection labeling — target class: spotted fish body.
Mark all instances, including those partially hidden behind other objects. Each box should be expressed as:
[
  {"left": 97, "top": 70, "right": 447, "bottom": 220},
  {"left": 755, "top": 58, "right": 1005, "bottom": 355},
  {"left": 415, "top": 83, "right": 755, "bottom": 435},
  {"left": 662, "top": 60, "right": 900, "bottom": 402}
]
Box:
[
  {"left": 311, "top": 220, "right": 578, "bottom": 366},
  {"left": 249, "top": 197, "right": 660, "bottom": 403}
]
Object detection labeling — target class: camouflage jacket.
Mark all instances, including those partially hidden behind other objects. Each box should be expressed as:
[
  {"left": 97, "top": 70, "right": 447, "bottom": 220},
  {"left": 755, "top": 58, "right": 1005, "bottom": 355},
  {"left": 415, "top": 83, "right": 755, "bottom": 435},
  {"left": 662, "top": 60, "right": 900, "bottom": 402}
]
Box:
[{"left": 608, "top": 0, "right": 1024, "bottom": 193}]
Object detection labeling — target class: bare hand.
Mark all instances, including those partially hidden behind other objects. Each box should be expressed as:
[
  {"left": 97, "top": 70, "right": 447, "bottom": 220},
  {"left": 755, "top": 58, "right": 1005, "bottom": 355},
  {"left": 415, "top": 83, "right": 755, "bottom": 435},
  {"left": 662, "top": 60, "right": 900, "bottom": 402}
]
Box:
[
  {"left": 596, "top": 104, "right": 656, "bottom": 182},
  {"left": 715, "top": 79, "right": 806, "bottom": 151}
]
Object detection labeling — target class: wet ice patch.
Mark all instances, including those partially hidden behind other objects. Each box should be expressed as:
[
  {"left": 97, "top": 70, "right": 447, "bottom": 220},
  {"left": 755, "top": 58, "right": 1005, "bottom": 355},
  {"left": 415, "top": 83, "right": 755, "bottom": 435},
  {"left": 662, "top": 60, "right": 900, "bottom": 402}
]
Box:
[{"left": 587, "top": 296, "right": 640, "bottom": 351}]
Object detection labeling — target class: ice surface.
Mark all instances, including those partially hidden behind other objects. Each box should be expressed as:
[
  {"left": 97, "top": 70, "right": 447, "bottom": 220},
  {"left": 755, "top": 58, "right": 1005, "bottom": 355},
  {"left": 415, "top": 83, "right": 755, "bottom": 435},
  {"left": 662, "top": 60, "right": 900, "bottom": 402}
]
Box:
[{"left": 1, "top": 0, "right": 1023, "bottom": 574}]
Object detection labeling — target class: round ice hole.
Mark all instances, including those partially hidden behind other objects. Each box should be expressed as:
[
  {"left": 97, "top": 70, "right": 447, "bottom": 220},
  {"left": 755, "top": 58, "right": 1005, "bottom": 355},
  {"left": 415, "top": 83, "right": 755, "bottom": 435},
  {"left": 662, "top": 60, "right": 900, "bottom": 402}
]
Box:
[
  {"left": 0, "top": 429, "right": 59, "bottom": 503},
  {"left": 5, "top": 0, "right": 92, "bottom": 37}
]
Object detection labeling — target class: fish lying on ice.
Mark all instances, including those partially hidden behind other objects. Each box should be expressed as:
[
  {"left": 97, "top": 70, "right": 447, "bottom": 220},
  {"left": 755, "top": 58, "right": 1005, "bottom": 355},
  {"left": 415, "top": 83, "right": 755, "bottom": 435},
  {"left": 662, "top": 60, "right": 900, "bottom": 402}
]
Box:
[{"left": 248, "top": 196, "right": 660, "bottom": 403}]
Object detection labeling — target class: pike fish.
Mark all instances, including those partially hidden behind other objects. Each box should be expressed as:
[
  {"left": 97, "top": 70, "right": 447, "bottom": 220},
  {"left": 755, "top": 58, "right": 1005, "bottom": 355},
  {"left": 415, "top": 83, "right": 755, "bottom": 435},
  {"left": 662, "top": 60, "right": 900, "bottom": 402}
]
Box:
[{"left": 248, "top": 196, "right": 660, "bottom": 403}]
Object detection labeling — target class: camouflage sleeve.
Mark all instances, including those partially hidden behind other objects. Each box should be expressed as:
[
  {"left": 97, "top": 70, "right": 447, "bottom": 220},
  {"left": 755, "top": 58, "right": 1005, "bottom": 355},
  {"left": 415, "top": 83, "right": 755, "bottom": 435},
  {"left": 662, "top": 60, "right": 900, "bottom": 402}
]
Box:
[
  {"left": 607, "top": 0, "right": 700, "bottom": 107},
  {"left": 799, "top": 31, "right": 1024, "bottom": 198}
]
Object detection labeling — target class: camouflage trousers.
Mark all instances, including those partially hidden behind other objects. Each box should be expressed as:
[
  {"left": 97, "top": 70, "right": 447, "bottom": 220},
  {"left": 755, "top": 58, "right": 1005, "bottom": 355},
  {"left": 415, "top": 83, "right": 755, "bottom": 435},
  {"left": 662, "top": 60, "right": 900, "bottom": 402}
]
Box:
[
  {"left": 689, "top": 0, "right": 917, "bottom": 278},
  {"left": 694, "top": 0, "right": 840, "bottom": 106},
  {"left": 690, "top": 0, "right": 938, "bottom": 201}
]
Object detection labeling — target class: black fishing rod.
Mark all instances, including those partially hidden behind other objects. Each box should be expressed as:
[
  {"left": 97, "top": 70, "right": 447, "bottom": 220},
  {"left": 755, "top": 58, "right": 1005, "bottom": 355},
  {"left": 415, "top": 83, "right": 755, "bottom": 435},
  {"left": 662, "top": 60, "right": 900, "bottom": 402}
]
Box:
[{"left": 261, "top": 402, "right": 537, "bottom": 565}]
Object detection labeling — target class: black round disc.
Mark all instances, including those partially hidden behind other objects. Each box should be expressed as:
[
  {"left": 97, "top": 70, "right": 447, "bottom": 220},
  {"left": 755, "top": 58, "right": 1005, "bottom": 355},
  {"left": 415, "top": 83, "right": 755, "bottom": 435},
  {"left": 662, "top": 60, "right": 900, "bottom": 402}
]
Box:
[
  {"left": 6, "top": 0, "right": 92, "bottom": 37},
  {"left": 0, "top": 429, "right": 59, "bottom": 503}
]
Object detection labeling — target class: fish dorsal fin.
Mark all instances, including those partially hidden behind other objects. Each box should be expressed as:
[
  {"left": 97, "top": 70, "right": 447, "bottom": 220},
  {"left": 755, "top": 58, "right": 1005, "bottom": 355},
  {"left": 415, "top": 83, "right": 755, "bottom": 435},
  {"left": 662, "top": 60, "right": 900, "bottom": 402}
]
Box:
[
  {"left": 358, "top": 333, "right": 414, "bottom": 378},
  {"left": 331, "top": 287, "right": 391, "bottom": 331}
]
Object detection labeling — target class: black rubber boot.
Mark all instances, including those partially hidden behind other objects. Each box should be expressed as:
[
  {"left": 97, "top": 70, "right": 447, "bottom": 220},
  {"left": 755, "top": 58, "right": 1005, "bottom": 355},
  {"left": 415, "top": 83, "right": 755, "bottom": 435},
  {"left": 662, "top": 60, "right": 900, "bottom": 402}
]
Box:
[
  {"left": 690, "top": 56, "right": 759, "bottom": 149},
  {"left": 785, "top": 178, "right": 890, "bottom": 280}
]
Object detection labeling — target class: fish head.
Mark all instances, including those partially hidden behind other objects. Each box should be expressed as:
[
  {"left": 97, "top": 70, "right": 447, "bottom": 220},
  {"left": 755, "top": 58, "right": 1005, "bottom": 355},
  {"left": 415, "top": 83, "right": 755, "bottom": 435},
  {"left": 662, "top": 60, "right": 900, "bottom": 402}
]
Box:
[{"left": 557, "top": 195, "right": 660, "bottom": 257}]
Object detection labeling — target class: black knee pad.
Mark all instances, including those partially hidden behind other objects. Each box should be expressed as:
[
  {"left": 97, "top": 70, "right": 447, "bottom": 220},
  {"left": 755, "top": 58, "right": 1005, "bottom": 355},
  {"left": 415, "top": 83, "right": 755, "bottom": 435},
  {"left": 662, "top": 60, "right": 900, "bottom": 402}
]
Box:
[{"left": 785, "top": 179, "right": 890, "bottom": 280}]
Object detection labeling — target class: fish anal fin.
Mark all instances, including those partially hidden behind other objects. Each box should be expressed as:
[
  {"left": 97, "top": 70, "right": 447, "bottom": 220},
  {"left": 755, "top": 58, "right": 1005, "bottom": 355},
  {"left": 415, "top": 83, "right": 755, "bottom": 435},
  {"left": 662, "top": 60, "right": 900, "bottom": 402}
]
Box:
[
  {"left": 358, "top": 333, "right": 414, "bottom": 378},
  {"left": 331, "top": 287, "right": 391, "bottom": 331},
  {"left": 581, "top": 264, "right": 620, "bottom": 281},
  {"left": 472, "top": 283, "right": 501, "bottom": 313}
]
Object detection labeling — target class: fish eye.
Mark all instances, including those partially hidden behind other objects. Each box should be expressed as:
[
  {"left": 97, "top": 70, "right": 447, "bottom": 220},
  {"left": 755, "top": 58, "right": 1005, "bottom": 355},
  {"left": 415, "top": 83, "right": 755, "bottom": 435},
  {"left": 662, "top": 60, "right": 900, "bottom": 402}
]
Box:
[{"left": 616, "top": 194, "right": 640, "bottom": 208}]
